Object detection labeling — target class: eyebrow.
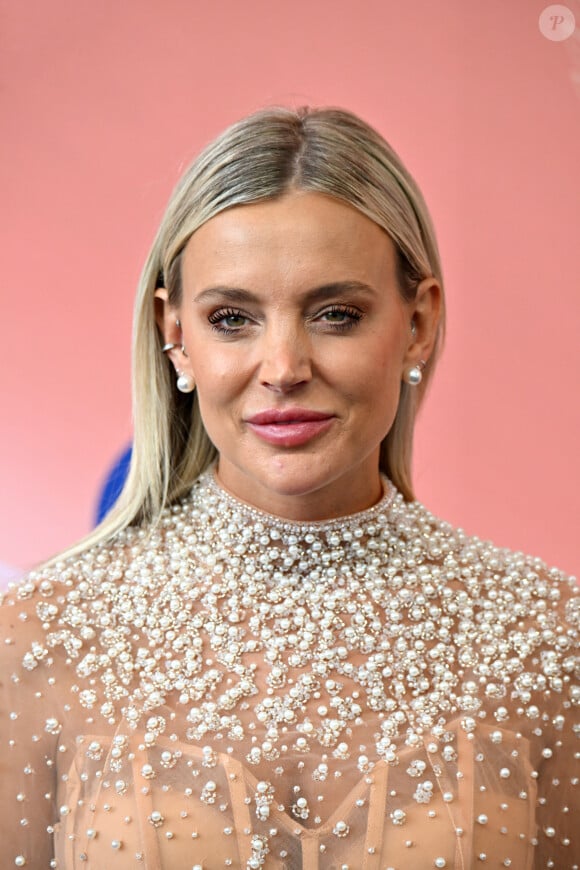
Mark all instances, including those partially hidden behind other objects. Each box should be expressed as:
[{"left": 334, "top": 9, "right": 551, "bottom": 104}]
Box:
[{"left": 193, "top": 281, "right": 377, "bottom": 305}]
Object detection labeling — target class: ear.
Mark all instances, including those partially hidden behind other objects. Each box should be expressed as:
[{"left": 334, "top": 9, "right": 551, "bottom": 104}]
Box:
[
  {"left": 404, "top": 276, "right": 442, "bottom": 367},
  {"left": 154, "top": 287, "right": 194, "bottom": 379}
]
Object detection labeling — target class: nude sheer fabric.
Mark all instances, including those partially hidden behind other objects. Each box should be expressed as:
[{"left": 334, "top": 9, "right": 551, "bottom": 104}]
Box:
[{"left": 1, "top": 468, "right": 578, "bottom": 869}]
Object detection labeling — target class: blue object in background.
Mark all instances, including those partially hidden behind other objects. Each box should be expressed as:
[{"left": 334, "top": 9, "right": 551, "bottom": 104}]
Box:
[{"left": 95, "top": 445, "right": 132, "bottom": 525}]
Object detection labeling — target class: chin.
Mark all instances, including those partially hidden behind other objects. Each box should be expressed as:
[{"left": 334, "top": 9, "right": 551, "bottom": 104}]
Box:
[{"left": 252, "top": 454, "right": 341, "bottom": 497}]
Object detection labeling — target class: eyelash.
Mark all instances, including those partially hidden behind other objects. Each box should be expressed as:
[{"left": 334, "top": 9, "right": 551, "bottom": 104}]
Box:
[
  {"left": 207, "top": 308, "right": 250, "bottom": 335},
  {"left": 207, "top": 305, "right": 364, "bottom": 335},
  {"left": 318, "top": 305, "right": 363, "bottom": 331}
]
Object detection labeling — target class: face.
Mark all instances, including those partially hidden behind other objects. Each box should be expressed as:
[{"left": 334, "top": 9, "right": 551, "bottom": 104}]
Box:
[{"left": 156, "top": 191, "right": 439, "bottom": 520}]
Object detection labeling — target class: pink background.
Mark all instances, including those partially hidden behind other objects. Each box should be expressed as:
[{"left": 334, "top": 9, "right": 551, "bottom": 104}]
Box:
[{"left": 1, "top": 0, "right": 579, "bottom": 576}]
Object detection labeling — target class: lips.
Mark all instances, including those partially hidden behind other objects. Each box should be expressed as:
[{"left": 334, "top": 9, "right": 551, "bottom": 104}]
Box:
[
  {"left": 245, "top": 408, "right": 335, "bottom": 447},
  {"left": 246, "top": 408, "right": 333, "bottom": 425}
]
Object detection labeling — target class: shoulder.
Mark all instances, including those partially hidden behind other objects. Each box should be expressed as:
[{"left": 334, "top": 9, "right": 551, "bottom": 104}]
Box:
[
  {"left": 0, "top": 528, "right": 141, "bottom": 677},
  {"left": 388, "top": 496, "right": 578, "bottom": 744},
  {"left": 389, "top": 493, "right": 578, "bottom": 657},
  {"left": 392, "top": 492, "right": 577, "bottom": 594},
  {"left": 0, "top": 513, "right": 182, "bottom": 711}
]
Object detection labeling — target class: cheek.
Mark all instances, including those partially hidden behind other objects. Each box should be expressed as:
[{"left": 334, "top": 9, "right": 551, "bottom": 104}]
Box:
[
  {"left": 338, "top": 343, "right": 403, "bottom": 400},
  {"left": 345, "top": 349, "right": 404, "bottom": 439},
  {"left": 192, "top": 354, "right": 250, "bottom": 445},
  {"left": 193, "top": 350, "right": 244, "bottom": 397},
  {"left": 194, "top": 385, "right": 238, "bottom": 453}
]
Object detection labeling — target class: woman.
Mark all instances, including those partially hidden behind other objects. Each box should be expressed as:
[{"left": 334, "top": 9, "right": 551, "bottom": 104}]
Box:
[{"left": 1, "top": 107, "right": 577, "bottom": 869}]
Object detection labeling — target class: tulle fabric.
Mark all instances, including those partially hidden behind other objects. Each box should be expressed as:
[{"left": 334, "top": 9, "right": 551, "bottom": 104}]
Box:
[{"left": 1, "top": 471, "right": 578, "bottom": 868}]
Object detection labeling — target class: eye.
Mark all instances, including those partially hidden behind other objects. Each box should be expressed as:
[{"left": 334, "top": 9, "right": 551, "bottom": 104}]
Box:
[
  {"left": 207, "top": 307, "right": 251, "bottom": 334},
  {"left": 316, "top": 305, "right": 363, "bottom": 330}
]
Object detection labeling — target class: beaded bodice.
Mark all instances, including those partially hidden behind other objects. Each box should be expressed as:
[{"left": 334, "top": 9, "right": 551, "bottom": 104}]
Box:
[{"left": 1, "top": 468, "right": 578, "bottom": 868}]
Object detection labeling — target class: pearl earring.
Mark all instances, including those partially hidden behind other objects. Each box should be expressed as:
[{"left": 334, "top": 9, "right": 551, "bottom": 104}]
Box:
[
  {"left": 176, "top": 371, "right": 195, "bottom": 393},
  {"left": 404, "top": 359, "right": 426, "bottom": 386}
]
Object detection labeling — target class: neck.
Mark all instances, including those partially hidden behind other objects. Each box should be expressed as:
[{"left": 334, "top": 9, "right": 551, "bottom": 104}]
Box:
[
  {"left": 214, "top": 456, "right": 385, "bottom": 522},
  {"left": 209, "top": 465, "right": 393, "bottom": 528}
]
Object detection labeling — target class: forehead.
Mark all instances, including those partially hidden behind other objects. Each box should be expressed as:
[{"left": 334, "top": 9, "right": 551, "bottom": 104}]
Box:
[{"left": 181, "top": 191, "right": 397, "bottom": 289}]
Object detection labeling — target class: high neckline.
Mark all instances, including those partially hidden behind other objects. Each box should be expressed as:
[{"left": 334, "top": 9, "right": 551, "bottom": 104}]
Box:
[{"left": 194, "top": 464, "right": 398, "bottom": 532}]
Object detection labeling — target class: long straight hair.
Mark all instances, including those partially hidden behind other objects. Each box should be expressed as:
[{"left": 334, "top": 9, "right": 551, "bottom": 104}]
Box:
[{"left": 53, "top": 106, "right": 445, "bottom": 564}]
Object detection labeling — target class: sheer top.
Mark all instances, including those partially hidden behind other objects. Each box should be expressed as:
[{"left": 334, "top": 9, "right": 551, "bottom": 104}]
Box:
[{"left": 1, "top": 469, "right": 578, "bottom": 869}]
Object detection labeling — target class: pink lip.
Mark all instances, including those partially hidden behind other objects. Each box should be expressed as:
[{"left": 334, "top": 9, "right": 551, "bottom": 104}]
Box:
[
  {"left": 245, "top": 408, "right": 335, "bottom": 447},
  {"left": 247, "top": 408, "right": 332, "bottom": 425}
]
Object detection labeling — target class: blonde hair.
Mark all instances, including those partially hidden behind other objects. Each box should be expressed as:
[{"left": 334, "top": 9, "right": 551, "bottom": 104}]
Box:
[{"left": 56, "top": 105, "right": 445, "bottom": 562}]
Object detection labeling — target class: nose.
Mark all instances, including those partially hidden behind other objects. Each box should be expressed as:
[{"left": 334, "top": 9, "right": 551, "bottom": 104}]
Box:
[{"left": 258, "top": 323, "right": 313, "bottom": 393}]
